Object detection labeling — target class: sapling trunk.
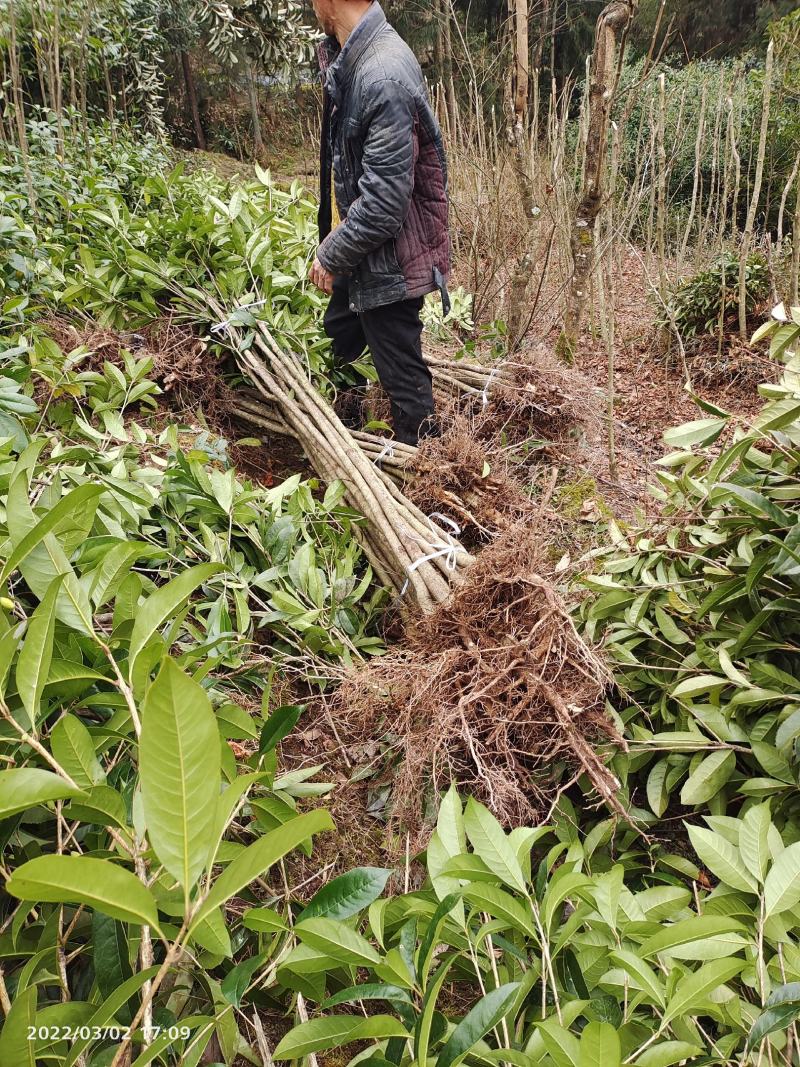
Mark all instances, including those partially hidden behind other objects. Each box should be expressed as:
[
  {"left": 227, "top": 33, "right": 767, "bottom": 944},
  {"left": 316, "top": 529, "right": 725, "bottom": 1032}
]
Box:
[{"left": 561, "top": 0, "right": 639, "bottom": 359}]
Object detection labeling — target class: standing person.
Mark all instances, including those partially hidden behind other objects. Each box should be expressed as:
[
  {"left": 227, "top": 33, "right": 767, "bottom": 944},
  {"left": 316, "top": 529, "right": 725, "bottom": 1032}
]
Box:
[{"left": 308, "top": 0, "right": 451, "bottom": 446}]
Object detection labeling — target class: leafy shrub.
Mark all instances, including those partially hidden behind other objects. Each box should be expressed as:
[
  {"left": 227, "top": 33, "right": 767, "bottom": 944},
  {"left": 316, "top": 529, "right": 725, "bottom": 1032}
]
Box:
[
  {"left": 421, "top": 285, "right": 475, "bottom": 340},
  {"left": 579, "top": 304, "right": 800, "bottom": 831},
  {"left": 659, "top": 251, "right": 770, "bottom": 338},
  {"left": 273, "top": 788, "right": 800, "bottom": 1065},
  {"left": 0, "top": 438, "right": 339, "bottom": 1062}
]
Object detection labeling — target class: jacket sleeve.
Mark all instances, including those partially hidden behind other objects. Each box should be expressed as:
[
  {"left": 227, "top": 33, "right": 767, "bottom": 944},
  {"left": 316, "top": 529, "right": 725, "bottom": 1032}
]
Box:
[{"left": 316, "top": 78, "right": 416, "bottom": 275}]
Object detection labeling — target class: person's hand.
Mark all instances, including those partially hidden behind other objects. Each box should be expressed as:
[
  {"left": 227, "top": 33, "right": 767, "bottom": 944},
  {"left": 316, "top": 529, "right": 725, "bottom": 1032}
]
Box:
[{"left": 309, "top": 256, "right": 334, "bottom": 295}]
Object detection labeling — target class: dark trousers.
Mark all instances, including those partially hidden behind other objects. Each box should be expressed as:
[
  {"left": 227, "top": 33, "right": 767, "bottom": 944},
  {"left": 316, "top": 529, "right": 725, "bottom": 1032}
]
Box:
[{"left": 323, "top": 277, "right": 436, "bottom": 446}]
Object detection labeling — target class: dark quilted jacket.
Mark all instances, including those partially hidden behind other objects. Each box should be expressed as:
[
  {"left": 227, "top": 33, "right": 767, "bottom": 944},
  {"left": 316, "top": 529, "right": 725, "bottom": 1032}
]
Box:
[{"left": 316, "top": 2, "right": 450, "bottom": 314}]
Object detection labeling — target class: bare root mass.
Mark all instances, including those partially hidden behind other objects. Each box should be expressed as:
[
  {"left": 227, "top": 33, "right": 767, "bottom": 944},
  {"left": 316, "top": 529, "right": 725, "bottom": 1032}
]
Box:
[
  {"left": 405, "top": 415, "right": 533, "bottom": 546},
  {"left": 467, "top": 344, "right": 603, "bottom": 446},
  {"left": 327, "top": 526, "right": 626, "bottom": 836}
]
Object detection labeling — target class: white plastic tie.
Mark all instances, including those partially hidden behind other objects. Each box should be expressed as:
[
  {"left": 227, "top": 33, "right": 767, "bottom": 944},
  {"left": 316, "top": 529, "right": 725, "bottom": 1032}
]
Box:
[
  {"left": 211, "top": 298, "right": 270, "bottom": 335},
  {"left": 373, "top": 440, "right": 395, "bottom": 467},
  {"left": 401, "top": 512, "right": 465, "bottom": 596},
  {"left": 481, "top": 363, "right": 502, "bottom": 408}
]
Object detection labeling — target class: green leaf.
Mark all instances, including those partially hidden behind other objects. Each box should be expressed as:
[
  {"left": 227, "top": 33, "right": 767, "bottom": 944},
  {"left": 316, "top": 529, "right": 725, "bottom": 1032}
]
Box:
[
  {"left": 299, "top": 867, "right": 391, "bottom": 921},
  {"left": 51, "top": 714, "right": 105, "bottom": 790},
  {"left": 0, "top": 984, "right": 36, "bottom": 1067},
  {"left": 462, "top": 883, "right": 537, "bottom": 938},
  {"left": 662, "top": 958, "right": 745, "bottom": 1024},
  {"left": 608, "top": 949, "right": 665, "bottom": 1007},
  {"left": 662, "top": 418, "right": 727, "bottom": 449},
  {"left": 646, "top": 760, "right": 670, "bottom": 818},
  {"left": 242, "top": 906, "right": 287, "bottom": 933},
  {"left": 672, "top": 675, "right": 728, "bottom": 700},
  {"left": 746, "top": 984, "right": 800, "bottom": 1051},
  {"left": 0, "top": 767, "right": 83, "bottom": 818},
  {"left": 258, "top": 704, "right": 303, "bottom": 755},
  {"left": 437, "top": 983, "right": 520, "bottom": 1067},
  {"left": 578, "top": 1022, "right": 621, "bottom": 1067},
  {"left": 273, "top": 1015, "right": 408, "bottom": 1059},
  {"left": 15, "top": 573, "right": 64, "bottom": 728},
  {"left": 221, "top": 952, "right": 266, "bottom": 1006},
  {"left": 680, "top": 750, "right": 735, "bottom": 805},
  {"left": 140, "top": 658, "right": 221, "bottom": 892},
  {"left": 633, "top": 1042, "right": 703, "bottom": 1067},
  {"left": 295, "top": 916, "right": 380, "bottom": 967},
  {"left": 739, "top": 803, "right": 771, "bottom": 883},
  {"left": 128, "top": 563, "right": 223, "bottom": 681},
  {"left": 437, "top": 783, "right": 466, "bottom": 857},
  {"left": 536, "top": 1018, "right": 581, "bottom": 1067},
  {"left": 93, "top": 913, "right": 133, "bottom": 1004},
  {"left": 464, "top": 797, "right": 527, "bottom": 894},
  {"left": 0, "top": 483, "right": 105, "bottom": 586},
  {"left": 686, "top": 824, "right": 758, "bottom": 893},
  {"left": 639, "top": 916, "right": 746, "bottom": 958},
  {"left": 716, "top": 483, "right": 789, "bottom": 525},
  {"left": 764, "top": 842, "right": 800, "bottom": 918},
  {"left": 89, "top": 541, "right": 159, "bottom": 608},
  {"left": 190, "top": 808, "right": 333, "bottom": 931},
  {"left": 322, "top": 984, "right": 414, "bottom": 1010},
  {"left": 6, "top": 855, "right": 160, "bottom": 928},
  {"left": 6, "top": 475, "right": 94, "bottom": 635}
]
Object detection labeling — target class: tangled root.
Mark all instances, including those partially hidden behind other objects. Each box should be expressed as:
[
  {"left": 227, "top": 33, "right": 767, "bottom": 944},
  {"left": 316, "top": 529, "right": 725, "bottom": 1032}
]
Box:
[
  {"left": 327, "top": 525, "right": 627, "bottom": 836},
  {"left": 476, "top": 344, "right": 602, "bottom": 446},
  {"left": 405, "top": 414, "right": 534, "bottom": 547}
]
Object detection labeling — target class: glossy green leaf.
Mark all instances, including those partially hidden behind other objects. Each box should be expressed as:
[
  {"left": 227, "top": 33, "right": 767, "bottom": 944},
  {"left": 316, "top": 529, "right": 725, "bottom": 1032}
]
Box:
[
  {"left": 51, "top": 714, "right": 104, "bottom": 790},
  {"left": 258, "top": 703, "right": 303, "bottom": 755},
  {"left": 299, "top": 867, "right": 391, "bottom": 921},
  {"left": 6, "top": 855, "right": 160, "bottom": 928},
  {"left": 739, "top": 803, "right": 771, "bottom": 883},
  {"left": 0, "top": 984, "right": 36, "bottom": 1067},
  {"left": 679, "top": 750, "right": 735, "bottom": 805},
  {"left": 662, "top": 958, "right": 745, "bottom": 1024},
  {"left": 0, "top": 767, "right": 83, "bottom": 819},
  {"left": 663, "top": 418, "right": 727, "bottom": 449},
  {"left": 578, "top": 1021, "right": 621, "bottom": 1067},
  {"left": 273, "top": 1015, "right": 408, "bottom": 1059},
  {"left": 190, "top": 808, "right": 333, "bottom": 931},
  {"left": 140, "top": 658, "right": 221, "bottom": 892},
  {"left": 128, "top": 563, "right": 223, "bottom": 681},
  {"left": 746, "top": 984, "right": 800, "bottom": 1050},
  {"left": 437, "top": 982, "right": 520, "bottom": 1067},
  {"left": 464, "top": 797, "right": 527, "bottom": 894},
  {"left": 295, "top": 916, "right": 380, "bottom": 967},
  {"left": 0, "top": 482, "right": 105, "bottom": 586},
  {"left": 15, "top": 573, "right": 64, "bottom": 728},
  {"left": 608, "top": 949, "right": 665, "bottom": 1007},
  {"left": 764, "top": 842, "right": 800, "bottom": 918},
  {"left": 639, "top": 915, "right": 746, "bottom": 958},
  {"left": 633, "top": 1042, "right": 703, "bottom": 1067},
  {"left": 686, "top": 824, "right": 758, "bottom": 893}
]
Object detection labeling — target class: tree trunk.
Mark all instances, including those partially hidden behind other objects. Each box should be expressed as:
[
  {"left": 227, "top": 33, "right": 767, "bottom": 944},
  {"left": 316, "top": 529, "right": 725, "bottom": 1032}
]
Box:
[
  {"left": 246, "top": 56, "right": 264, "bottom": 159},
  {"left": 559, "top": 0, "right": 638, "bottom": 360},
  {"left": 531, "top": 0, "right": 549, "bottom": 77},
  {"left": 180, "top": 50, "right": 206, "bottom": 151}
]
